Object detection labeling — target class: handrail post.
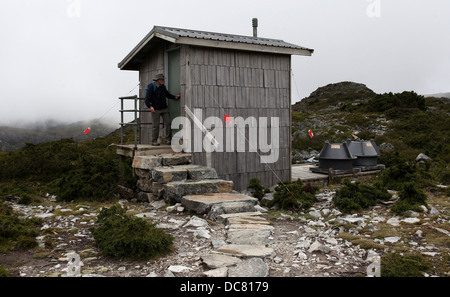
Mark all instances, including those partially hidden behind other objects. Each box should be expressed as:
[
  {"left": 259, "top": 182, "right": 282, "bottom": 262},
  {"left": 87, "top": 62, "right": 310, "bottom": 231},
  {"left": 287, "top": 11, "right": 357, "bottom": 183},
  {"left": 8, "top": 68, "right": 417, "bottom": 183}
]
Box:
[
  {"left": 134, "top": 96, "right": 138, "bottom": 150},
  {"left": 120, "top": 98, "right": 124, "bottom": 145}
]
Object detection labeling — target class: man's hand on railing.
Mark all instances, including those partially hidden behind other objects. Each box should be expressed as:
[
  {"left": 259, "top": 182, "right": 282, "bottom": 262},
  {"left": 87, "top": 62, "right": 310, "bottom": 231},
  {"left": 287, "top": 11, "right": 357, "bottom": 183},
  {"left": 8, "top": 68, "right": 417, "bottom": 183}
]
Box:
[{"left": 150, "top": 107, "right": 155, "bottom": 113}]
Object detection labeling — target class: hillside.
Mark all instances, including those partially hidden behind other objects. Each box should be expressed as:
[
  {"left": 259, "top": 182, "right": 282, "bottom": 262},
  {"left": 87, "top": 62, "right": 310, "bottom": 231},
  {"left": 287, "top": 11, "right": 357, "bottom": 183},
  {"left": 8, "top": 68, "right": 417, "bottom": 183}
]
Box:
[
  {"left": 0, "top": 119, "right": 118, "bottom": 152},
  {"left": 425, "top": 92, "right": 450, "bottom": 99},
  {"left": 291, "top": 82, "right": 450, "bottom": 175},
  {"left": 293, "top": 82, "right": 377, "bottom": 113}
]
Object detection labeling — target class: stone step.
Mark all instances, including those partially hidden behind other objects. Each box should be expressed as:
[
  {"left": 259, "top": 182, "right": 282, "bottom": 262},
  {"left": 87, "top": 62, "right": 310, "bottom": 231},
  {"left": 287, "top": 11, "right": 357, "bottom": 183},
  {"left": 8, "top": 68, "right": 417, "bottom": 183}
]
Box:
[
  {"left": 164, "top": 180, "right": 234, "bottom": 204},
  {"left": 227, "top": 216, "right": 271, "bottom": 226},
  {"left": 213, "top": 244, "right": 274, "bottom": 258},
  {"left": 227, "top": 258, "right": 269, "bottom": 278},
  {"left": 151, "top": 165, "right": 218, "bottom": 184},
  {"left": 180, "top": 193, "right": 257, "bottom": 216},
  {"left": 132, "top": 153, "right": 192, "bottom": 170},
  {"left": 226, "top": 229, "right": 273, "bottom": 246},
  {"left": 216, "top": 212, "right": 263, "bottom": 224}
]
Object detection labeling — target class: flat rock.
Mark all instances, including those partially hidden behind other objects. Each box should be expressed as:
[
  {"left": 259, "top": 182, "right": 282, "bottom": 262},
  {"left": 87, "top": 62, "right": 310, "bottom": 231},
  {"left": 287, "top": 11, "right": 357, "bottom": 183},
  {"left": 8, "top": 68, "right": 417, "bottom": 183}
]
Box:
[
  {"left": 181, "top": 193, "right": 257, "bottom": 215},
  {"left": 214, "top": 244, "right": 274, "bottom": 258},
  {"left": 228, "top": 258, "right": 269, "bottom": 277},
  {"left": 34, "top": 213, "right": 55, "bottom": 219},
  {"left": 227, "top": 229, "right": 272, "bottom": 245},
  {"left": 184, "top": 216, "right": 210, "bottom": 228},
  {"left": 387, "top": 218, "right": 400, "bottom": 226},
  {"left": 216, "top": 212, "right": 262, "bottom": 224},
  {"left": 309, "top": 241, "right": 331, "bottom": 254},
  {"left": 168, "top": 265, "right": 192, "bottom": 274},
  {"left": 203, "top": 267, "right": 228, "bottom": 278},
  {"left": 227, "top": 216, "right": 270, "bottom": 225},
  {"left": 384, "top": 236, "right": 401, "bottom": 243},
  {"left": 401, "top": 218, "right": 421, "bottom": 224},
  {"left": 208, "top": 202, "right": 257, "bottom": 220},
  {"left": 134, "top": 212, "right": 158, "bottom": 219},
  {"left": 228, "top": 224, "right": 275, "bottom": 231},
  {"left": 201, "top": 254, "right": 242, "bottom": 269}
]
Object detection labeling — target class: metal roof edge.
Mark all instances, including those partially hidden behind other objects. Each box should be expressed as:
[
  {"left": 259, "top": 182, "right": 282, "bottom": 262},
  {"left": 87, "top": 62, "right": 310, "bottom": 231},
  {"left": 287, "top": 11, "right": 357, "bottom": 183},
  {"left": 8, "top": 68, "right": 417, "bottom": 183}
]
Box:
[{"left": 118, "top": 25, "right": 314, "bottom": 70}]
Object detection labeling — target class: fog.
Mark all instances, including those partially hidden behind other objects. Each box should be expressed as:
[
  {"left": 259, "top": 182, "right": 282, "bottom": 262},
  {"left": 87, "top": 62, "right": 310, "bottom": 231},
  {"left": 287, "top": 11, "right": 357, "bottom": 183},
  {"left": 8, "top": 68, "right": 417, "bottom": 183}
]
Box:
[{"left": 0, "top": 0, "right": 449, "bottom": 126}]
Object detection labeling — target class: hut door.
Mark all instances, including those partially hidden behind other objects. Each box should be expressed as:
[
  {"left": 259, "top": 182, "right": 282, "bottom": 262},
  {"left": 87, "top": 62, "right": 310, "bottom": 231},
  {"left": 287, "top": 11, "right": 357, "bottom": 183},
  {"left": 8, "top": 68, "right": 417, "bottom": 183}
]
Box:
[{"left": 166, "top": 48, "right": 181, "bottom": 135}]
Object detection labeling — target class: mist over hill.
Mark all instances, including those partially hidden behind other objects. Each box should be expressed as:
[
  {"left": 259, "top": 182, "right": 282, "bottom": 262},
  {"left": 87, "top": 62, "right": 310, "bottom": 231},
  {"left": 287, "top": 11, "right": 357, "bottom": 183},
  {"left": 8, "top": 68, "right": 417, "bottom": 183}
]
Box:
[{"left": 0, "top": 118, "right": 119, "bottom": 152}]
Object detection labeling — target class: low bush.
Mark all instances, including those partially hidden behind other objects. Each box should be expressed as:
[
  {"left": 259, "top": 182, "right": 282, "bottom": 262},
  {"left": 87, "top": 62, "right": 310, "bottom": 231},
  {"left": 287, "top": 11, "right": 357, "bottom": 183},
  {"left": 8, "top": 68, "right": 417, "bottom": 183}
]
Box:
[
  {"left": 0, "top": 265, "right": 9, "bottom": 277},
  {"left": 333, "top": 179, "right": 391, "bottom": 214},
  {"left": 381, "top": 253, "right": 432, "bottom": 277},
  {"left": 90, "top": 205, "right": 174, "bottom": 261},
  {"left": 248, "top": 178, "right": 271, "bottom": 201},
  {"left": 391, "top": 182, "right": 428, "bottom": 215},
  {"left": 267, "top": 179, "right": 319, "bottom": 211},
  {"left": 0, "top": 203, "right": 41, "bottom": 253}
]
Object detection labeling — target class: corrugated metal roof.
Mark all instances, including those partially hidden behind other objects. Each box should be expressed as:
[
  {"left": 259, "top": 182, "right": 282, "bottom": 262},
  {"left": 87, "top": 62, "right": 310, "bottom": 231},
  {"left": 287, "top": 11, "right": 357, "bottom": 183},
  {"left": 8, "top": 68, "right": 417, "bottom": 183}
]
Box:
[
  {"left": 119, "top": 26, "right": 314, "bottom": 70},
  {"left": 155, "top": 26, "right": 313, "bottom": 51}
]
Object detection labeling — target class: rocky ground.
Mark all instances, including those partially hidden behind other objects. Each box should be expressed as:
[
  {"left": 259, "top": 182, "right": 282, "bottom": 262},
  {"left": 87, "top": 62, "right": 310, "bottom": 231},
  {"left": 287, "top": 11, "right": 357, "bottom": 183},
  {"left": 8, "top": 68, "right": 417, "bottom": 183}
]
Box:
[{"left": 1, "top": 186, "right": 449, "bottom": 278}]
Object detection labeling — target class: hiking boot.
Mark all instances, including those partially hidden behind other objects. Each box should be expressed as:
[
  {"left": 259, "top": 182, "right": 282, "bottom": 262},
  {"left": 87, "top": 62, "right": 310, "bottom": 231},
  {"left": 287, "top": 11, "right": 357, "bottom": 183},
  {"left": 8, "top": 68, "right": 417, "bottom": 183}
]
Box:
[
  {"left": 161, "top": 138, "right": 171, "bottom": 145},
  {"left": 152, "top": 142, "right": 160, "bottom": 146}
]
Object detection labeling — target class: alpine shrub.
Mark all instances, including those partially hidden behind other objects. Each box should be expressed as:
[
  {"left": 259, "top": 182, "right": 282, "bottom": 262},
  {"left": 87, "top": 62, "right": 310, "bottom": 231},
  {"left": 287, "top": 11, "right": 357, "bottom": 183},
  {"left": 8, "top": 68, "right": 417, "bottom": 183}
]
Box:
[
  {"left": 391, "top": 182, "right": 428, "bottom": 215},
  {"left": 90, "top": 205, "right": 174, "bottom": 260},
  {"left": 333, "top": 179, "right": 391, "bottom": 214},
  {"left": 269, "top": 179, "right": 318, "bottom": 211},
  {"left": 381, "top": 253, "right": 432, "bottom": 277},
  {"left": 248, "top": 178, "right": 271, "bottom": 201},
  {"left": 0, "top": 203, "right": 41, "bottom": 252}
]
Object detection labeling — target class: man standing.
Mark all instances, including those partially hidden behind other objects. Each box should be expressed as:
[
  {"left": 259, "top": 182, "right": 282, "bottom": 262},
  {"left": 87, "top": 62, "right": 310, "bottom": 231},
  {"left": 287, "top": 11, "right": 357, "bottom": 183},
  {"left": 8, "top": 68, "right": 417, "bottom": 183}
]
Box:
[{"left": 145, "top": 74, "right": 180, "bottom": 146}]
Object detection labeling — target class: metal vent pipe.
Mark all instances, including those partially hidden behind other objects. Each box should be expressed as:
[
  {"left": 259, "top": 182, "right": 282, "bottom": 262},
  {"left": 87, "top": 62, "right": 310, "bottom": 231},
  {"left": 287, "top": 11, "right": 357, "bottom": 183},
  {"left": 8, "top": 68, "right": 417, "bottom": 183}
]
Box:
[{"left": 252, "top": 18, "right": 258, "bottom": 37}]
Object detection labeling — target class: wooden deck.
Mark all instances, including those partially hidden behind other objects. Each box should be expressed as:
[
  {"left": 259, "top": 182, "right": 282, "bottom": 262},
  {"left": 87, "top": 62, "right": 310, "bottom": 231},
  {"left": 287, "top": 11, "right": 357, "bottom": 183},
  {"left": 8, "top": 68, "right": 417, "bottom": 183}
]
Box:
[{"left": 292, "top": 164, "right": 382, "bottom": 187}]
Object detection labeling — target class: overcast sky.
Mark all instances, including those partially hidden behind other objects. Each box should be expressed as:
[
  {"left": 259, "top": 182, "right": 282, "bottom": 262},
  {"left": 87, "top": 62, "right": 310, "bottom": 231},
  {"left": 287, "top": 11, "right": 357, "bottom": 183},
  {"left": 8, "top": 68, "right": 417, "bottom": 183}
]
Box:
[{"left": 0, "top": 0, "right": 449, "bottom": 126}]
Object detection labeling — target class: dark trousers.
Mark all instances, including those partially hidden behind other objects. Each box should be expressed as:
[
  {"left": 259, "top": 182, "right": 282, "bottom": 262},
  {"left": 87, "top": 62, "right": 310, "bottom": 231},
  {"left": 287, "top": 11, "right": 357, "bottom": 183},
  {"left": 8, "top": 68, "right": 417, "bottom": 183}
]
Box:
[{"left": 151, "top": 108, "right": 171, "bottom": 143}]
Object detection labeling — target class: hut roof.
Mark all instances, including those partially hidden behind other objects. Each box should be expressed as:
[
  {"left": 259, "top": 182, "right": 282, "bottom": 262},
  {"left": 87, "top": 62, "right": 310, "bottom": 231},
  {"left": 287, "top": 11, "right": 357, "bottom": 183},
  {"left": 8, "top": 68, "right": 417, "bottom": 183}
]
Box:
[{"left": 119, "top": 26, "right": 314, "bottom": 70}]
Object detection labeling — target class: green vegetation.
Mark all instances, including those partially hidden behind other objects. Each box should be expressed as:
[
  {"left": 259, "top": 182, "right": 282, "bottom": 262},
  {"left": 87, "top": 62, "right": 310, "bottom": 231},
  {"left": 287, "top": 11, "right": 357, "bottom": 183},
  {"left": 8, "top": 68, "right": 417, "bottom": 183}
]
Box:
[
  {"left": 0, "top": 265, "right": 9, "bottom": 277},
  {"left": 0, "top": 202, "right": 42, "bottom": 253},
  {"left": 266, "top": 179, "right": 319, "bottom": 211},
  {"left": 381, "top": 253, "right": 432, "bottom": 277},
  {"left": 366, "top": 91, "right": 426, "bottom": 114},
  {"left": 90, "top": 204, "right": 174, "bottom": 261},
  {"left": 333, "top": 179, "right": 392, "bottom": 214},
  {"left": 248, "top": 178, "right": 271, "bottom": 201},
  {"left": 0, "top": 127, "right": 137, "bottom": 202},
  {"left": 391, "top": 183, "right": 428, "bottom": 215}
]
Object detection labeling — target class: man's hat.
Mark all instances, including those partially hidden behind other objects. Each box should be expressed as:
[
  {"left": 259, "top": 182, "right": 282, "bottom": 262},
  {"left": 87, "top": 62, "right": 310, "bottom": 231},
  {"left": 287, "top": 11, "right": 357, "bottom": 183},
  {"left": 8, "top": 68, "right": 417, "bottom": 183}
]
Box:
[{"left": 153, "top": 74, "right": 165, "bottom": 81}]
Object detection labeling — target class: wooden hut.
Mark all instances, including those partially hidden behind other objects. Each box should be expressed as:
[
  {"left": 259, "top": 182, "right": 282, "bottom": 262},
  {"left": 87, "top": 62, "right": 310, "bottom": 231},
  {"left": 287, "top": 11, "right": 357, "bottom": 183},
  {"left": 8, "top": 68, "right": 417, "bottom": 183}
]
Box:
[{"left": 118, "top": 25, "right": 313, "bottom": 191}]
